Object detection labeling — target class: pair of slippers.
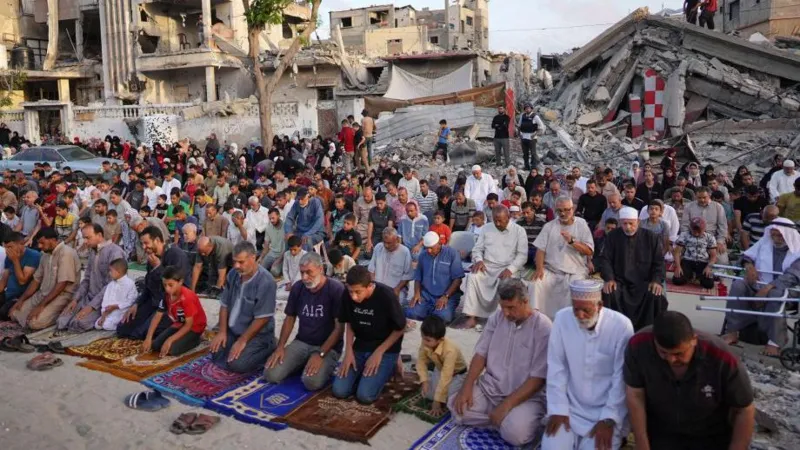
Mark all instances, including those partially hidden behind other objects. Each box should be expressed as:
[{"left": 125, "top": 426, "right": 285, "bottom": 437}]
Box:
[
  {"left": 124, "top": 390, "right": 171, "bottom": 412},
  {"left": 0, "top": 335, "right": 35, "bottom": 352},
  {"left": 123, "top": 391, "right": 220, "bottom": 435},
  {"left": 170, "top": 412, "right": 220, "bottom": 435},
  {"left": 27, "top": 352, "right": 64, "bottom": 371}
]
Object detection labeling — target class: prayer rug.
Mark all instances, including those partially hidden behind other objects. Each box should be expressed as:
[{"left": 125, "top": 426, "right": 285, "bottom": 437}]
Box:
[
  {"left": 0, "top": 321, "right": 24, "bottom": 340},
  {"left": 142, "top": 354, "right": 260, "bottom": 406},
  {"left": 128, "top": 262, "right": 147, "bottom": 272},
  {"left": 66, "top": 336, "right": 145, "bottom": 362},
  {"left": 206, "top": 375, "right": 316, "bottom": 430},
  {"left": 666, "top": 280, "right": 719, "bottom": 296},
  {"left": 392, "top": 391, "right": 448, "bottom": 424},
  {"left": 28, "top": 328, "right": 115, "bottom": 348},
  {"left": 277, "top": 374, "right": 418, "bottom": 443},
  {"left": 409, "top": 415, "right": 540, "bottom": 450},
  {"left": 76, "top": 342, "right": 210, "bottom": 382}
]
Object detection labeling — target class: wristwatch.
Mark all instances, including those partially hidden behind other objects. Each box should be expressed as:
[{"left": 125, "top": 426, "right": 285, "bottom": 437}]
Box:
[
  {"left": 319, "top": 351, "right": 326, "bottom": 358},
  {"left": 601, "top": 418, "right": 616, "bottom": 428},
  {"left": 568, "top": 237, "right": 575, "bottom": 245}
]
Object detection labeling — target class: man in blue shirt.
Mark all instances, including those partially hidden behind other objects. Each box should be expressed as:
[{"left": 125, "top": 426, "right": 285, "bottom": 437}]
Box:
[
  {"left": 265, "top": 252, "right": 344, "bottom": 391},
  {"left": 211, "top": 241, "right": 277, "bottom": 373},
  {"left": 397, "top": 202, "right": 429, "bottom": 261},
  {"left": 406, "top": 231, "right": 465, "bottom": 323},
  {"left": 0, "top": 232, "right": 42, "bottom": 319},
  {"left": 284, "top": 187, "right": 325, "bottom": 251}
]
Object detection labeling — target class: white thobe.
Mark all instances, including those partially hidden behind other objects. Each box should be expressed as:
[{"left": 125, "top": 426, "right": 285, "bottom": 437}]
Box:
[
  {"left": 639, "top": 204, "right": 679, "bottom": 243},
  {"left": 532, "top": 218, "right": 593, "bottom": 319},
  {"left": 246, "top": 206, "right": 270, "bottom": 233},
  {"left": 398, "top": 177, "right": 421, "bottom": 200},
  {"left": 162, "top": 178, "right": 182, "bottom": 195},
  {"left": 463, "top": 222, "right": 528, "bottom": 318},
  {"left": 542, "top": 307, "right": 633, "bottom": 450},
  {"left": 768, "top": 170, "right": 800, "bottom": 202},
  {"left": 282, "top": 249, "right": 307, "bottom": 285},
  {"left": 464, "top": 175, "right": 498, "bottom": 212},
  {"left": 95, "top": 276, "right": 138, "bottom": 331}
]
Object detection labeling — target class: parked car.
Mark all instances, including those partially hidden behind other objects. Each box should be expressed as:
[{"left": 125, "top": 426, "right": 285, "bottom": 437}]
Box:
[{"left": 0, "top": 145, "right": 124, "bottom": 181}]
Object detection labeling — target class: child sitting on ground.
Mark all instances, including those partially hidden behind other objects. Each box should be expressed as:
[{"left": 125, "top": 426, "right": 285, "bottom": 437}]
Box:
[
  {"left": 96, "top": 258, "right": 138, "bottom": 330},
  {"left": 155, "top": 195, "right": 168, "bottom": 220},
  {"left": 469, "top": 211, "right": 485, "bottom": 237},
  {"left": 416, "top": 316, "right": 467, "bottom": 416},
  {"left": 327, "top": 248, "right": 355, "bottom": 282},
  {"left": 281, "top": 235, "right": 307, "bottom": 291},
  {"left": 333, "top": 213, "right": 362, "bottom": 260},
  {"left": 142, "top": 265, "right": 208, "bottom": 357},
  {"left": 2, "top": 206, "right": 19, "bottom": 229},
  {"left": 428, "top": 210, "right": 451, "bottom": 245},
  {"left": 104, "top": 210, "right": 122, "bottom": 245}
]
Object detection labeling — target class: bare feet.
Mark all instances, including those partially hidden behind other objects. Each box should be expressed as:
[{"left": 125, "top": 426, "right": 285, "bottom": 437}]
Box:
[
  {"left": 761, "top": 345, "right": 780, "bottom": 357},
  {"left": 462, "top": 317, "right": 477, "bottom": 329},
  {"left": 721, "top": 332, "right": 738, "bottom": 346}
]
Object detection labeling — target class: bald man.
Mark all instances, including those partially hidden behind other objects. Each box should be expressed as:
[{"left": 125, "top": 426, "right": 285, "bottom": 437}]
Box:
[{"left": 191, "top": 235, "right": 233, "bottom": 296}]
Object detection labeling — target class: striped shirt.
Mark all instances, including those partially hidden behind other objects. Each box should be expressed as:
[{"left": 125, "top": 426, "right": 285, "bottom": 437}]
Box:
[
  {"left": 742, "top": 212, "right": 768, "bottom": 244},
  {"left": 415, "top": 190, "right": 439, "bottom": 215}
]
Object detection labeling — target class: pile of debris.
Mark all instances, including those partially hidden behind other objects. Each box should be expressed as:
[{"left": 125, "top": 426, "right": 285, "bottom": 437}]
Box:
[{"left": 745, "top": 358, "right": 800, "bottom": 450}]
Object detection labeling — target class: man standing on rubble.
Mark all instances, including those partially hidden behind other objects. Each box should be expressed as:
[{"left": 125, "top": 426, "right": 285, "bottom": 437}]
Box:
[
  {"left": 698, "top": 0, "right": 718, "bottom": 30},
  {"left": 517, "top": 104, "right": 545, "bottom": 171},
  {"left": 492, "top": 106, "right": 512, "bottom": 168},
  {"left": 684, "top": 0, "right": 700, "bottom": 25}
]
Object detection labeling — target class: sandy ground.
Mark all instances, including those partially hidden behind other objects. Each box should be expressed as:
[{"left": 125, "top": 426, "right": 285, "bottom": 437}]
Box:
[{"left": 0, "top": 287, "right": 794, "bottom": 450}]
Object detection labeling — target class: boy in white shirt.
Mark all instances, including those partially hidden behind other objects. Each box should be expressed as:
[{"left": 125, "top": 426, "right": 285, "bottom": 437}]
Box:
[
  {"left": 281, "top": 235, "right": 307, "bottom": 291},
  {"left": 2, "top": 206, "right": 20, "bottom": 229},
  {"left": 96, "top": 258, "right": 139, "bottom": 330},
  {"left": 469, "top": 211, "right": 485, "bottom": 237}
]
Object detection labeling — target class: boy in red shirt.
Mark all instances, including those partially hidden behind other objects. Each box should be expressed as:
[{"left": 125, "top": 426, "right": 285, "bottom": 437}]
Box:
[
  {"left": 428, "top": 210, "right": 451, "bottom": 245},
  {"left": 337, "top": 119, "right": 355, "bottom": 173},
  {"left": 143, "top": 265, "right": 208, "bottom": 357}
]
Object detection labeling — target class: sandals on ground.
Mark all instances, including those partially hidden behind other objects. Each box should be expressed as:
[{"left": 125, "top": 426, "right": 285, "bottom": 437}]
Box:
[
  {"left": 1, "top": 335, "right": 36, "bottom": 353},
  {"left": 184, "top": 413, "right": 220, "bottom": 435},
  {"left": 170, "top": 412, "right": 199, "bottom": 435},
  {"left": 26, "top": 352, "right": 64, "bottom": 371}
]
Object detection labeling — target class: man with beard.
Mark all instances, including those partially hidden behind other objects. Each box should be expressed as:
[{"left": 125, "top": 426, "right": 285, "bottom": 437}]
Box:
[
  {"left": 117, "top": 226, "right": 191, "bottom": 339},
  {"left": 531, "top": 197, "right": 594, "bottom": 319},
  {"left": 542, "top": 279, "right": 633, "bottom": 450},
  {"left": 210, "top": 241, "right": 278, "bottom": 373},
  {"left": 265, "top": 252, "right": 344, "bottom": 391},
  {"left": 600, "top": 207, "right": 666, "bottom": 330},
  {"left": 624, "top": 312, "right": 754, "bottom": 450},
  {"left": 722, "top": 218, "right": 800, "bottom": 357},
  {"left": 284, "top": 187, "right": 325, "bottom": 251}
]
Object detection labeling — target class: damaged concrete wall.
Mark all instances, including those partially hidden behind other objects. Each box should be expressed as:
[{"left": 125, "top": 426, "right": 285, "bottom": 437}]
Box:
[{"left": 141, "top": 67, "right": 213, "bottom": 104}]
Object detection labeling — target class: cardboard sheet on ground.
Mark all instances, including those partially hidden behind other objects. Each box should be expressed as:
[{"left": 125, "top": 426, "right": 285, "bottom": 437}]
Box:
[{"left": 384, "top": 62, "right": 473, "bottom": 101}]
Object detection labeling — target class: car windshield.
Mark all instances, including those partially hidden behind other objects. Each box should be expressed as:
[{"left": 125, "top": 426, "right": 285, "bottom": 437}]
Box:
[{"left": 57, "top": 146, "right": 96, "bottom": 161}]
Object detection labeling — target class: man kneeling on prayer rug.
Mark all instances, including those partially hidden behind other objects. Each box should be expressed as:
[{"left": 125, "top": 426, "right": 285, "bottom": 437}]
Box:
[
  {"left": 542, "top": 279, "right": 634, "bottom": 450},
  {"left": 722, "top": 217, "right": 800, "bottom": 357},
  {"left": 449, "top": 278, "right": 550, "bottom": 446}
]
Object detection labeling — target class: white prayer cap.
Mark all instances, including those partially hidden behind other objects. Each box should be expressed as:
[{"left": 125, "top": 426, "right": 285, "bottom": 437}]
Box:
[
  {"left": 471, "top": 165, "right": 481, "bottom": 172},
  {"left": 423, "top": 231, "right": 440, "bottom": 248},
  {"left": 509, "top": 205, "right": 521, "bottom": 212},
  {"left": 784, "top": 159, "right": 795, "bottom": 168},
  {"left": 619, "top": 207, "right": 638, "bottom": 220},
  {"left": 569, "top": 279, "right": 604, "bottom": 302}
]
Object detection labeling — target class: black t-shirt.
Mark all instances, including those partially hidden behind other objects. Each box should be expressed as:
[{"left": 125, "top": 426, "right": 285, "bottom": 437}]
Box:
[
  {"left": 623, "top": 328, "right": 753, "bottom": 442},
  {"left": 339, "top": 282, "right": 405, "bottom": 354},
  {"left": 354, "top": 130, "right": 364, "bottom": 148},
  {"left": 577, "top": 193, "right": 608, "bottom": 222},
  {"left": 733, "top": 196, "right": 767, "bottom": 219},
  {"left": 229, "top": 192, "right": 248, "bottom": 210},
  {"left": 334, "top": 228, "right": 362, "bottom": 249}
]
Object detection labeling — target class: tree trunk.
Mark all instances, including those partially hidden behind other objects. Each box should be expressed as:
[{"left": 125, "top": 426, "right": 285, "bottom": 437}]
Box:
[
  {"left": 43, "top": 0, "right": 59, "bottom": 71},
  {"left": 249, "top": 27, "right": 272, "bottom": 147},
  {"left": 243, "top": 0, "right": 322, "bottom": 147}
]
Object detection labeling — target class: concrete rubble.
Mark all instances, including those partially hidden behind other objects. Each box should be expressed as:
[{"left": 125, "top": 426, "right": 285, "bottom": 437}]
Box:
[{"left": 744, "top": 358, "right": 800, "bottom": 450}]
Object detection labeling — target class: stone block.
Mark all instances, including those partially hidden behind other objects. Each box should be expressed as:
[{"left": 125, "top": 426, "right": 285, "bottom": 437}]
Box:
[
  {"left": 577, "top": 111, "right": 604, "bottom": 126},
  {"left": 781, "top": 97, "right": 800, "bottom": 111},
  {"left": 593, "top": 86, "right": 611, "bottom": 102}
]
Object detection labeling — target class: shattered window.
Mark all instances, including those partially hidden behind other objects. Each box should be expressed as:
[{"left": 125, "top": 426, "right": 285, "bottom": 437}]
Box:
[{"left": 340, "top": 17, "right": 352, "bottom": 28}]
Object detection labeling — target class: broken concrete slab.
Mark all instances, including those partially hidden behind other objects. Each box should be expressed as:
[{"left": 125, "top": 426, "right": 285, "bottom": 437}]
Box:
[
  {"left": 577, "top": 111, "right": 604, "bottom": 126},
  {"left": 664, "top": 60, "right": 688, "bottom": 136},
  {"left": 587, "top": 39, "right": 633, "bottom": 102},
  {"left": 593, "top": 86, "right": 611, "bottom": 102},
  {"left": 560, "top": 78, "right": 585, "bottom": 125}
]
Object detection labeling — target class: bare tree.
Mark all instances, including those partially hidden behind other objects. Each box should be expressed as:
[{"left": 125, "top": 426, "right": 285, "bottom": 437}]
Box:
[{"left": 242, "top": 0, "right": 322, "bottom": 146}]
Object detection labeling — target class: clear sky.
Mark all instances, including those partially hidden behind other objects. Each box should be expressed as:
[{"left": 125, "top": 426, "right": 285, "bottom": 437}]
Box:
[{"left": 317, "top": 0, "right": 684, "bottom": 55}]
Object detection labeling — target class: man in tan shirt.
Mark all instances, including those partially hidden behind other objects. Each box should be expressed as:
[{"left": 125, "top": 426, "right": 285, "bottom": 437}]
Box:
[
  {"left": 9, "top": 227, "right": 81, "bottom": 330},
  {"left": 361, "top": 109, "right": 376, "bottom": 166},
  {"left": 203, "top": 203, "right": 229, "bottom": 238}
]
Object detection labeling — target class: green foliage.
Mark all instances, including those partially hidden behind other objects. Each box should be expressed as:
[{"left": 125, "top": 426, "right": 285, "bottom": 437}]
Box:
[
  {"left": 0, "top": 71, "right": 27, "bottom": 108},
  {"left": 245, "top": 0, "right": 294, "bottom": 29}
]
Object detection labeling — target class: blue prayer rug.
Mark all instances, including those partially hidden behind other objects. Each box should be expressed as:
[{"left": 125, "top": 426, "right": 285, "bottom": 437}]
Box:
[
  {"left": 206, "top": 376, "right": 316, "bottom": 430},
  {"left": 409, "top": 415, "right": 540, "bottom": 450}
]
